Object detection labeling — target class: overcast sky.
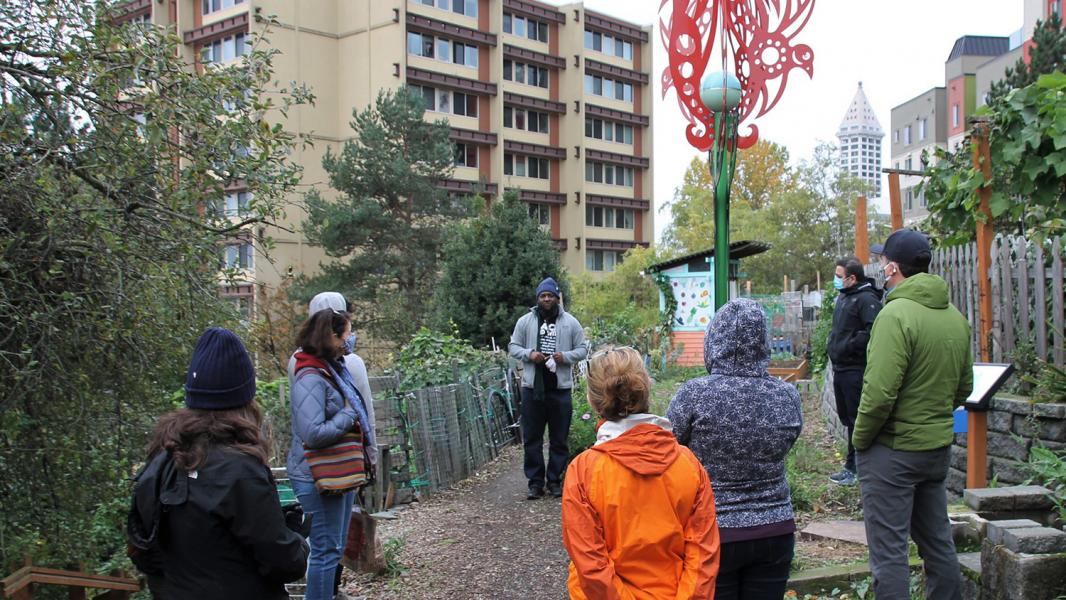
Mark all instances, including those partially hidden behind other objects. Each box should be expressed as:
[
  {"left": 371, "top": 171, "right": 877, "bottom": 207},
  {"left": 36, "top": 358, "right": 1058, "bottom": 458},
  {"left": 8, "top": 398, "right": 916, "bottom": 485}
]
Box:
[{"left": 543, "top": 0, "right": 1024, "bottom": 241}]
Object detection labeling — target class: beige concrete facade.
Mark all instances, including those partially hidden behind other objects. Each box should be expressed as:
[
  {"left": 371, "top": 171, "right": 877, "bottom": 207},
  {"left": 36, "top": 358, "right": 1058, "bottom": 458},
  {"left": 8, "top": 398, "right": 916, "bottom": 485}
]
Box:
[{"left": 130, "top": 0, "right": 654, "bottom": 313}]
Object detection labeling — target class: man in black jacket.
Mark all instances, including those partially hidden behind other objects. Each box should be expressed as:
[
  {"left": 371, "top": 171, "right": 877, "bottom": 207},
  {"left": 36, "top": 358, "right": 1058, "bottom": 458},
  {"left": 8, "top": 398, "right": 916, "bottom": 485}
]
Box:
[{"left": 827, "top": 257, "right": 882, "bottom": 485}]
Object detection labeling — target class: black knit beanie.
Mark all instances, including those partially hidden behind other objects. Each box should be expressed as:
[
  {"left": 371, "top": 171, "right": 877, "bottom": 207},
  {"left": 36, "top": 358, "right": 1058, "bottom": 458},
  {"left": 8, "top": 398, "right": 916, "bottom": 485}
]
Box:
[{"left": 184, "top": 327, "right": 256, "bottom": 410}]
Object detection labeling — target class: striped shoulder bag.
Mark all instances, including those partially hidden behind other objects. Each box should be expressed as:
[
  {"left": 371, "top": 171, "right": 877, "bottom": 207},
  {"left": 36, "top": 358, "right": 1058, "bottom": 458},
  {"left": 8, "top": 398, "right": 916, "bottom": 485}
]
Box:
[{"left": 297, "top": 368, "right": 370, "bottom": 495}]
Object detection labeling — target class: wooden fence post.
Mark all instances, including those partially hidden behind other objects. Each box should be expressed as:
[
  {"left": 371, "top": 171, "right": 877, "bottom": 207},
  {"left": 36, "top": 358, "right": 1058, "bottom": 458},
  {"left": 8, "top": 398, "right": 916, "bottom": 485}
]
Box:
[{"left": 855, "top": 196, "right": 869, "bottom": 263}]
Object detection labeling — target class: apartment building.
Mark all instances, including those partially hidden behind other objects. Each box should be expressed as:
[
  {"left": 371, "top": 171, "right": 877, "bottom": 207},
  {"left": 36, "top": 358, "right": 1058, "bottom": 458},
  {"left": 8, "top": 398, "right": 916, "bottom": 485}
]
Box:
[
  {"left": 890, "top": 87, "right": 946, "bottom": 225},
  {"left": 116, "top": 0, "right": 655, "bottom": 315},
  {"left": 889, "top": 0, "right": 1058, "bottom": 225},
  {"left": 835, "top": 82, "right": 884, "bottom": 200}
]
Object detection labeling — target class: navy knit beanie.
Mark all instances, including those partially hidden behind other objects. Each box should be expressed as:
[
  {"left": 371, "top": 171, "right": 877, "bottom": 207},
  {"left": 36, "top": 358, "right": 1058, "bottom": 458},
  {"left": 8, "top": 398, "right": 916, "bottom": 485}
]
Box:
[
  {"left": 184, "top": 327, "right": 257, "bottom": 410},
  {"left": 536, "top": 277, "right": 560, "bottom": 298}
]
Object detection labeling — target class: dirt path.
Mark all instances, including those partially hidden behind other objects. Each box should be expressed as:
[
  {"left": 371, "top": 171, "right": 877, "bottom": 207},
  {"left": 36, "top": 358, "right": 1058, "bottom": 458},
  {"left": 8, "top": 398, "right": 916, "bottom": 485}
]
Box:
[{"left": 349, "top": 444, "right": 570, "bottom": 600}]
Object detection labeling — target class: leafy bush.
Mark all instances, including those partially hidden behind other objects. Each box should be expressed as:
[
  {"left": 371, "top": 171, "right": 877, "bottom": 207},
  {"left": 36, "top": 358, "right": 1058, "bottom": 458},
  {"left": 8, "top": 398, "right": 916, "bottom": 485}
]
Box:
[
  {"left": 395, "top": 327, "right": 500, "bottom": 390},
  {"left": 809, "top": 285, "right": 838, "bottom": 374},
  {"left": 567, "top": 378, "right": 596, "bottom": 459},
  {"left": 1025, "top": 445, "right": 1066, "bottom": 523}
]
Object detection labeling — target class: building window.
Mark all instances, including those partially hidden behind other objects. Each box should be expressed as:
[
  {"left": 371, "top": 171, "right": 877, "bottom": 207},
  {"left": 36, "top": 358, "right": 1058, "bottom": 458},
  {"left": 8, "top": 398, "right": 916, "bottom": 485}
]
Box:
[
  {"left": 952, "top": 104, "right": 960, "bottom": 127},
  {"left": 585, "top": 117, "right": 634, "bottom": 144},
  {"left": 503, "top": 60, "right": 549, "bottom": 88},
  {"left": 904, "top": 189, "right": 913, "bottom": 211},
  {"left": 584, "top": 75, "right": 633, "bottom": 102},
  {"left": 586, "top": 249, "right": 622, "bottom": 272},
  {"left": 904, "top": 156, "right": 913, "bottom": 171},
  {"left": 200, "top": 33, "right": 248, "bottom": 64},
  {"left": 918, "top": 118, "right": 927, "bottom": 141},
  {"left": 893, "top": 129, "right": 899, "bottom": 143},
  {"left": 585, "top": 205, "right": 634, "bottom": 229},
  {"left": 503, "top": 12, "right": 549, "bottom": 43},
  {"left": 216, "top": 191, "right": 251, "bottom": 217},
  {"left": 583, "top": 30, "right": 633, "bottom": 60},
  {"left": 584, "top": 161, "right": 634, "bottom": 187},
  {"left": 528, "top": 202, "right": 550, "bottom": 225},
  {"left": 503, "top": 107, "right": 549, "bottom": 133},
  {"left": 903, "top": 126, "right": 911, "bottom": 145},
  {"left": 411, "top": 85, "right": 477, "bottom": 117},
  {"left": 454, "top": 143, "right": 478, "bottom": 167},
  {"left": 221, "top": 243, "right": 254, "bottom": 269},
  {"left": 504, "top": 153, "right": 550, "bottom": 180},
  {"left": 202, "top": 0, "right": 244, "bottom": 15},
  {"left": 407, "top": 32, "right": 478, "bottom": 68}
]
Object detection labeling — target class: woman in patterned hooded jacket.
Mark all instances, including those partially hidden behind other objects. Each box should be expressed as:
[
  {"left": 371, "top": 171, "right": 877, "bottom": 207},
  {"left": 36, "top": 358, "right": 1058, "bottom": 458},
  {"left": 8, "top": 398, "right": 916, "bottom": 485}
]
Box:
[{"left": 668, "top": 298, "right": 803, "bottom": 600}]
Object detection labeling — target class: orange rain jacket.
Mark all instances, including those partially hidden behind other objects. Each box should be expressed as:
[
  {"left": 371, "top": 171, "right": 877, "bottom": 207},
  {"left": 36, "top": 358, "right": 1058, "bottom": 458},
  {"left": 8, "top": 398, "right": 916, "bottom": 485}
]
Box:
[{"left": 562, "top": 423, "right": 720, "bottom": 600}]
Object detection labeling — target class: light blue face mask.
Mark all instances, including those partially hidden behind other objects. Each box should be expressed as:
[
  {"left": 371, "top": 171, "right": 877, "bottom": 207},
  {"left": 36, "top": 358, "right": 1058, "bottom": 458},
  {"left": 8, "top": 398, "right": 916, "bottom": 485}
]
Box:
[
  {"left": 833, "top": 275, "right": 845, "bottom": 290},
  {"left": 343, "top": 331, "right": 357, "bottom": 355}
]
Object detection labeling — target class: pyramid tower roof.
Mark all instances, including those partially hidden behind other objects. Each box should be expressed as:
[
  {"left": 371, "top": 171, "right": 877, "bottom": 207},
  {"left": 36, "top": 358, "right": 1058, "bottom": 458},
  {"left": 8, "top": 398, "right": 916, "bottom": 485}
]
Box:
[{"left": 836, "top": 82, "right": 883, "bottom": 138}]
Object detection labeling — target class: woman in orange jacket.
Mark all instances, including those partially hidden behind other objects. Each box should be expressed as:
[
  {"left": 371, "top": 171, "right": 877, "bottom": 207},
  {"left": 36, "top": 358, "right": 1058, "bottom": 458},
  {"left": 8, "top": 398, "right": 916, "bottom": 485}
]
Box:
[{"left": 562, "top": 347, "right": 720, "bottom": 600}]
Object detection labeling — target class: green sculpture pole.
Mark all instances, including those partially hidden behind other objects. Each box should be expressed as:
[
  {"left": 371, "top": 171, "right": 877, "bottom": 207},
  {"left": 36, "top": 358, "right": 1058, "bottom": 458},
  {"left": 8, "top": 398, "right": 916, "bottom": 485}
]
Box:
[{"left": 708, "top": 109, "right": 739, "bottom": 310}]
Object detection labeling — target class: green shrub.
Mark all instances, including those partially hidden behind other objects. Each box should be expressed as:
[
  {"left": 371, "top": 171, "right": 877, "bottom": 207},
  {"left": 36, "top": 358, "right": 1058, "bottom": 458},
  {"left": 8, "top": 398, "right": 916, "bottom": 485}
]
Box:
[
  {"left": 1025, "top": 444, "right": 1066, "bottom": 522},
  {"left": 809, "top": 285, "right": 838, "bottom": 374},
  {"left": 395, "top": 326, "right": 500, "bottom": 390},
  {"left": 567, "top": 378, "right": 596, "bottom": 459}
]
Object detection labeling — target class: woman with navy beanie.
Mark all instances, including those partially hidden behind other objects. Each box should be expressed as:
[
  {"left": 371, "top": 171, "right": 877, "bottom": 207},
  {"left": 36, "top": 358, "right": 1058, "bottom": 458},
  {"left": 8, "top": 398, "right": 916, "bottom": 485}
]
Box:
[{"left": 128, "top": 327, "right": 309, "bottom": 600}]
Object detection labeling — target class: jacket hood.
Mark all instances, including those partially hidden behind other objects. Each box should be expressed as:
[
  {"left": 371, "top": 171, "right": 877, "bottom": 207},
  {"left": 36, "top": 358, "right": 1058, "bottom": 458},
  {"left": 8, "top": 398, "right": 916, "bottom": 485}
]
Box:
[
  {"left": 590, "top": 422, "right": 679, "bottom": 476},
  {"left": 704, "top": 298, "right": 770, "bottom": 377},
  {"left": 129, "top": 453, "right": 189, "bottom": 550},
  {"left": 886, "top": 272, "right": 949, "bottom": 309}
]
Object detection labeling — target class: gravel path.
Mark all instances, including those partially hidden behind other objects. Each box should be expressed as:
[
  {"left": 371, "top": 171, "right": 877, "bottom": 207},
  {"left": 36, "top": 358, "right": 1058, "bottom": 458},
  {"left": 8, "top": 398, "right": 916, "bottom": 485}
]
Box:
[{"left": 348, "top": 444, "right": 571, "bottom": 600}]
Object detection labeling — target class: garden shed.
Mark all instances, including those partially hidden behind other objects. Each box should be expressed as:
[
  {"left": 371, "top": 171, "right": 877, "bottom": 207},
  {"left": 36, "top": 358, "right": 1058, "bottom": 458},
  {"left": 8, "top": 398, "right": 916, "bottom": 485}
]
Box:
[{"left": 647, "top": 241, "right": 771, "bottom": 366}]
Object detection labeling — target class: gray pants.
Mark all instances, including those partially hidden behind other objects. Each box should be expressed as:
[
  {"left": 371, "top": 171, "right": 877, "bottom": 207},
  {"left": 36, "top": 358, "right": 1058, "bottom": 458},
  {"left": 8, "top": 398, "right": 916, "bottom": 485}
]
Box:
[{"left": 856, "top": 443, "right": 961, "bottom": 600}]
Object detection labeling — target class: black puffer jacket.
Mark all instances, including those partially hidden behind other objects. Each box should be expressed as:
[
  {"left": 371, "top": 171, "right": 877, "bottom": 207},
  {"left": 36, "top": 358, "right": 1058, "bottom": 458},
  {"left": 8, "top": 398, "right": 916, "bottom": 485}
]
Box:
[
  {"left": 667, "top": 298, "right": 803, "bottom": 530},
  {"left": 827, "top": 277, "right": 882, "bottom": 371},
  {"left": 129, "top": 447, "right": 308, "bottom": 600}
]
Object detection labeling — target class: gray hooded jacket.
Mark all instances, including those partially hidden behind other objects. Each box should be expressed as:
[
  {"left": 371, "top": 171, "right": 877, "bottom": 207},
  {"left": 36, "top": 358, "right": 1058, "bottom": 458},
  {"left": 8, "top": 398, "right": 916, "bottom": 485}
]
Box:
[
  {"left": 508, "top": 306, "right": 588, "bottom": 389},
  {"left": 667, "top": 298, "right": 803, "bottom": 530}
]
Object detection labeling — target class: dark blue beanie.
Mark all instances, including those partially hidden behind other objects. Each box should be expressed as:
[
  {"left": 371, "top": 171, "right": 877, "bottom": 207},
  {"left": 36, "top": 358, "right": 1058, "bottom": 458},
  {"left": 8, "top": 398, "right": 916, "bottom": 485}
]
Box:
[
  {"left": 536, "top": 277, "right": 560, "bottom": 298},
  {"left": 184, "top": 327, "right": 256, "bottom": 410}
]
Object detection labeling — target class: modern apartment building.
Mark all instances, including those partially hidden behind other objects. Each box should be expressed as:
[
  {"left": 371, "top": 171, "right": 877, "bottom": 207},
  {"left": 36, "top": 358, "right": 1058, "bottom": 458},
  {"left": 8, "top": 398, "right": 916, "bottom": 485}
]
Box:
[
  {"left": 889, "top": 0, "right": 1058, "bottom": 225},
  {"left": 115, "top": 0, "right": 655, "bottom": 316},
  {"left": 835, "top": 82, "right": 883, "bottom": 199},
  {"left": 890, "top": 87, "right": 946, "bottom": 225}
]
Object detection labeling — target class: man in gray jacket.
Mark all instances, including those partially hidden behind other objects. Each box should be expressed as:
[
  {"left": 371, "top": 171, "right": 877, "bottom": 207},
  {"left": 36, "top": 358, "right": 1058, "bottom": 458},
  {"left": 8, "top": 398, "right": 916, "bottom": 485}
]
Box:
[{"left": 509, "top": 277, "right": 587, "bottom": 499}]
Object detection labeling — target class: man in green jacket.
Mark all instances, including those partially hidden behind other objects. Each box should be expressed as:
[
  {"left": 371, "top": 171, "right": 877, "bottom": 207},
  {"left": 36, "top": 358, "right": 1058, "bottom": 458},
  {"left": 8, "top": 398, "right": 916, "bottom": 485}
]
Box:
[{"left": 854, "top": 229, "right": 973, "bottom": 600}]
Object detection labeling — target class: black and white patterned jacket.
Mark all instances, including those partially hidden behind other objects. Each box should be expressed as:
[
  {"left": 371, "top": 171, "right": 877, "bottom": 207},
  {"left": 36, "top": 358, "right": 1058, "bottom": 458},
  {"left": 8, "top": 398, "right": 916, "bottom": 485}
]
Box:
[{"left": 667, "top": 298, "right": 803, "bottom": 530}]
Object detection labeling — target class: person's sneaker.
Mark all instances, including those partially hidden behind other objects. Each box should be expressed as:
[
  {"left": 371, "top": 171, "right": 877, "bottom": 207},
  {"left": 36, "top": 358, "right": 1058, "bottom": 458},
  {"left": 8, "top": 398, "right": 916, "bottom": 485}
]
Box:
[
  {"left": 547, "top": 482, "right": 563, "bottom": 498},
  {"left": 527, "top": 484, "right": 545, "bottom": 500},
  {"left": 829, "top": 469, "right": 857, "bottom": 486}
]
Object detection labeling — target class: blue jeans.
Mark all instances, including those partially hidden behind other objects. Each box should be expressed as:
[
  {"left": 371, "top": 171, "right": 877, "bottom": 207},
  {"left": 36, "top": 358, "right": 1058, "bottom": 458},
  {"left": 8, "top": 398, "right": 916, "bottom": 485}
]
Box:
[{"left": 293, "top": 479, "right": 355, "bottom": 600}]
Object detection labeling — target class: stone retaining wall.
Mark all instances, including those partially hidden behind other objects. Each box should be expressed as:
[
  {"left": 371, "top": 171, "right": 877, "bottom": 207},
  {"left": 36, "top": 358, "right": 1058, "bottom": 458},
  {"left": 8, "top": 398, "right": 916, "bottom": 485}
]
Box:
[
  {"left": 950, "top": 397, "right": 1066, "bottom": 497},
  {"left": 818, "top": 369, "right": 848, "bottom": 443}
]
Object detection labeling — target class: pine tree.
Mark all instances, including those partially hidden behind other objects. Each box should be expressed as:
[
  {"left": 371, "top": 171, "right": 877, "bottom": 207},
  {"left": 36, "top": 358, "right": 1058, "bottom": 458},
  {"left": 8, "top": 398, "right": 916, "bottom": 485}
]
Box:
[
  {"left": 432, "top": 191, "right": 568, "bottom": 346},
  {"left": 988, "top": 14, "right": 1065, "bottom": 102},
  {"left": 300, "top": 87, "right": 473, "bottom": 341}
]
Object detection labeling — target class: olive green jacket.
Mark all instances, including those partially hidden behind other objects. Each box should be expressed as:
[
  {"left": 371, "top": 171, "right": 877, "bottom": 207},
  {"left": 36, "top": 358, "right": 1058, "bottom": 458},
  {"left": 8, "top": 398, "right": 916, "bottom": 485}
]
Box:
[{"left": 853, "top": 273, "right": 973, "bottom": 452}]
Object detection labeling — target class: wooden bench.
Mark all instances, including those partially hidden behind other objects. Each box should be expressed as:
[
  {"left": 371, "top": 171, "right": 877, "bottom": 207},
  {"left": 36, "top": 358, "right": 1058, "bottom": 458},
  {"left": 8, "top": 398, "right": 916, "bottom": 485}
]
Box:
[{"left": 1, "top": 564, "right": 139, "bottom": 600}]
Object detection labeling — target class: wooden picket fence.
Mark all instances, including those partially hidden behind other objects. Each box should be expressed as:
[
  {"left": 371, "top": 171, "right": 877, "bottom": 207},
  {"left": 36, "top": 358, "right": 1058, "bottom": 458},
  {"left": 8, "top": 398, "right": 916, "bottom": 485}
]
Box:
[{"left": 930, "top": 235, "right": 1065, "bottom": 367}]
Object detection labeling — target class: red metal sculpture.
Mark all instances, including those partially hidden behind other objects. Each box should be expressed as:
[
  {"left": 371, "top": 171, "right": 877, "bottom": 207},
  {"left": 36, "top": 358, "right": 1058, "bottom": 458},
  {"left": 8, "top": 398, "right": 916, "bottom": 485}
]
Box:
[{"left": 659, "top": 0, "right": 815, "bottom": 150}]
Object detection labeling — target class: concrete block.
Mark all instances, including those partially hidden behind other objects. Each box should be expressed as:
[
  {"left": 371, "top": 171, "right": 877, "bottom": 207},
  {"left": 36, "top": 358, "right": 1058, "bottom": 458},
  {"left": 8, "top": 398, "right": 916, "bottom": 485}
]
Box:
[
  {"left": 987, "top": 432, "right": 1031, "bottom": 462},
  {"left": 964, "top": 485, "right": 1055, "bottom": 512},
  {"left": 1002, "top": 527, "right": 1066, "bottom": 554},
  {"left": 989, "top": 457, "right": 1030, "bottom": 486},
  {"left": 951, "top": 444, "right": 969, "bottom": 470},
  {"left": 947, "top": 467, "right": 967, "bottom": 497},
  {"left": 1035, "top": 418, "right": 1066, "bottom": 443},
  {"left": 988, "top": 410, "right": 1013, "bottom": 432},
  {"left": 956, "top": 432, "right": 968, "bottom": 447},
  {"left": 993, "top": 396, "right": 1034, "bottom": 415},
  {"left": 1013, "top": 414, "right": 1038, "bottom": 437},
  {"left": 983, "top": 540, "right": 1066, "bottom": 600},
  {"left": 1032, "top": 402, "right": 1066, "bottom": 419},
  {"left": 985, "top": 519, "right": 1042, "bottom": 545}
]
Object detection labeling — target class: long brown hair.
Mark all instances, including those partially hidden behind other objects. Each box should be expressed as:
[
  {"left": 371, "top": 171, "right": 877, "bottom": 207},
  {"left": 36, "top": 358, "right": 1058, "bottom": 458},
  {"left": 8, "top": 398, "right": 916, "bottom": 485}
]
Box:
[
  {"left": 146, "top": 402, "right": 270, "bottom": 470},
  {"left": 296, "top": 308, "right": 350, "bottom": 359}
]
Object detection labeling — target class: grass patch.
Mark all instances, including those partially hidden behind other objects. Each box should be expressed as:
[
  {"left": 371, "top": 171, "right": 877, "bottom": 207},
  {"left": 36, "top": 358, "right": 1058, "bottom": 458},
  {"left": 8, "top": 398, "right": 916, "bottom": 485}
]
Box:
[{"left": 381, "top": 536, "right": 407, "bottom": 579}]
